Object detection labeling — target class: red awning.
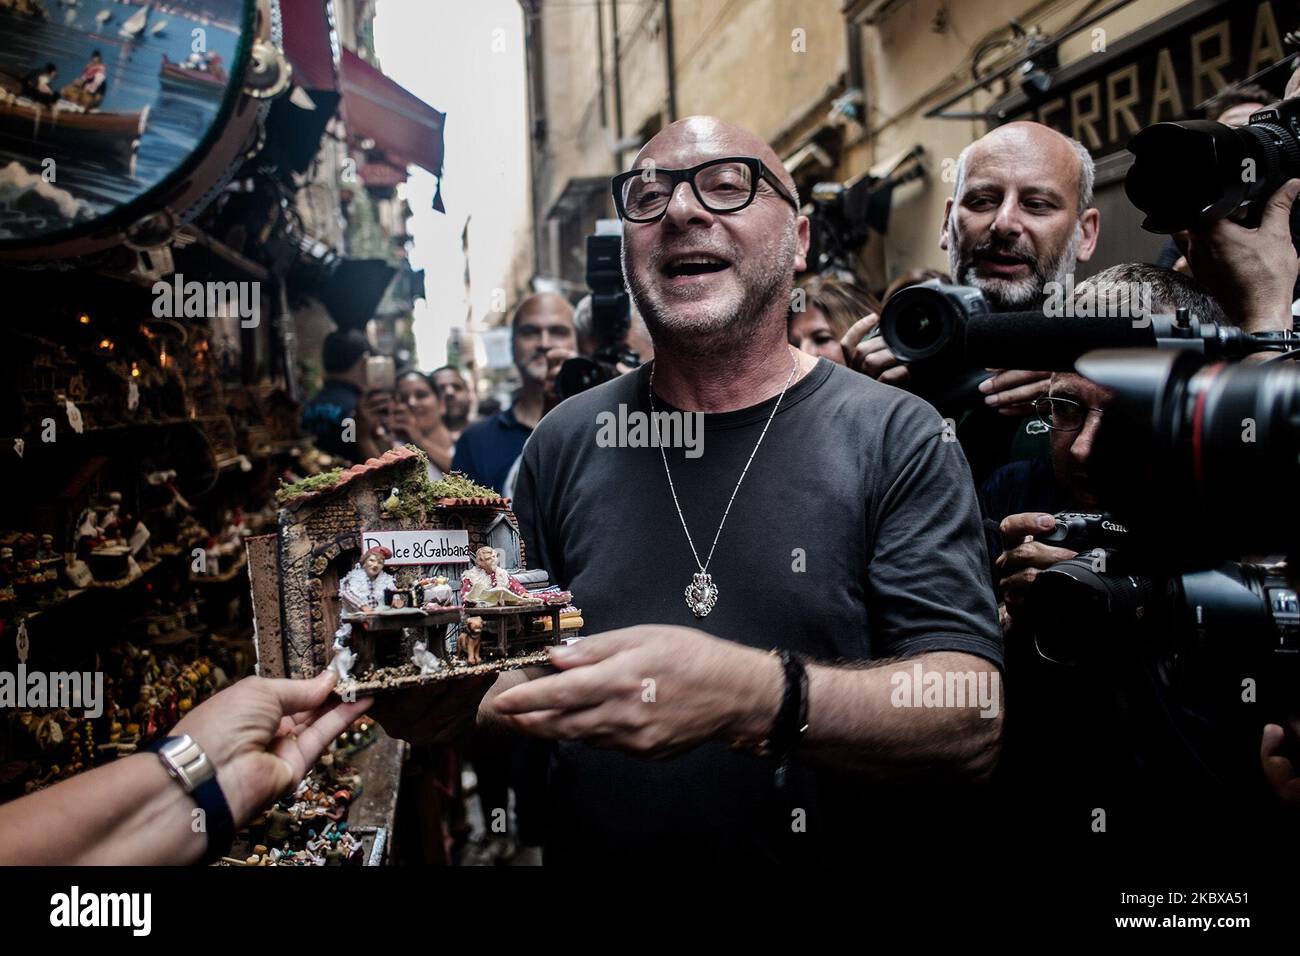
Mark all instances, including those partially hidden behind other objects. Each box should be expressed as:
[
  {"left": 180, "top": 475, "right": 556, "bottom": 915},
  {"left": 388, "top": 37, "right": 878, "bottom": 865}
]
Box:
[
  {"left": 359, "top": 161, "right": 407, "bottom": 189},
  {"left": 280, "top": 0, "right": 340, "bottom": 91},
  {"left": 340, "top": 47, "right": 445, "bottom": 177}
]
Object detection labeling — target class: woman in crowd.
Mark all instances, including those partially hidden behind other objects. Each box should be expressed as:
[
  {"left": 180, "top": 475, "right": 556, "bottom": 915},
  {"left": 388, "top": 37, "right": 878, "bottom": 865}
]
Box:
[
  {"left": 787, "top": 275, "right": 880, "bottom": 366},
  {"left": 393, "top": 369, "right": 456, "bottom": 479}
]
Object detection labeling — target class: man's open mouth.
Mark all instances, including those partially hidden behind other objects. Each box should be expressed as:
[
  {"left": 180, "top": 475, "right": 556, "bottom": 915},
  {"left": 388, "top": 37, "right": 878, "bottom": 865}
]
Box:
[
  {"left": 976, "top": 251, "right": 1031, "bottom": 271},
  {"left": 661, "top": 254, "right": 731, "bottom": 279}
]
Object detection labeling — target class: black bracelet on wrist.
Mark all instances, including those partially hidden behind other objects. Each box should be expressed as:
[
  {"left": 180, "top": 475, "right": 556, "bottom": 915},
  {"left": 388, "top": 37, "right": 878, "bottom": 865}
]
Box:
[{"left": 768, "top": 649, "right": 810, "bottom": 789}]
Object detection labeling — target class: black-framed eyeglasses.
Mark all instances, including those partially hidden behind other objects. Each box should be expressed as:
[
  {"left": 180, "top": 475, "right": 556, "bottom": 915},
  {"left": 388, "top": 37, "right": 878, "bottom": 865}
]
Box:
[
  {"left": 1033, "top": 397, "right": 1106, "bottom": 432},
  {"left": 611, "top": 156, "right": 800, "bottom": 223}
]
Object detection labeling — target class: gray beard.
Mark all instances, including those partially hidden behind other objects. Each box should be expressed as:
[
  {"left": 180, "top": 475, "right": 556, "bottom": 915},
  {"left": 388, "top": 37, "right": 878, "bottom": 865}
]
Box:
[
  {"left": 948, "top": 224, "right": 1081, "bottom": 311},
  {"left": 626, "top": 230, "right": 796, "bottom": 356}
]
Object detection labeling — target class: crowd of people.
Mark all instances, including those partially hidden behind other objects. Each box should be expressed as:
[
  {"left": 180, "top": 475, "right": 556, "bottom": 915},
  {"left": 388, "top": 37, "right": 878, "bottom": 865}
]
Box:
[{"left": 6, "top": 72, "right": 1300, "bottom": 864}]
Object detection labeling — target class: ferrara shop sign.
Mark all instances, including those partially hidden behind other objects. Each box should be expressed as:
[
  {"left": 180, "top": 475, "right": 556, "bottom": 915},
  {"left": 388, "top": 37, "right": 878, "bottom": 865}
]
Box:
[{"left": 997, "top": 0, "right": 1294, "bottom": 157}]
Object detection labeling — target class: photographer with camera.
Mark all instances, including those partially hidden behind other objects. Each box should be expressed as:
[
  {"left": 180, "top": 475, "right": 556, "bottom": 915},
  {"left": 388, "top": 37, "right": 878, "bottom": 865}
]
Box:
[
  {"left": 572, "top": 295, "right": 655, "bottom": 377},
  {"left": 451, "top": 292, "right": 576, "bottom": 495},
  {"left": 975, "top": 265, "right": 1248, "bottom": 831},
  {"left": 981, "top": 263, "right": 1226, "bottom": 623},
  {"left": 843, "top": 121, "right": 1099, "bottom": 483},
  {"left": 1126, "top": 68, "right": 1300, "bottom": 337},
  {"left": 551, "top": 223, "right": 654, "bottom": 404}
]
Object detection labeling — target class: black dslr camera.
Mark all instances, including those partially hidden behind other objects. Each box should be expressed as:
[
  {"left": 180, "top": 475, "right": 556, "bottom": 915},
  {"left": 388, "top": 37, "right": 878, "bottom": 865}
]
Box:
[
  {"left": 877, "top": 280, "right": 1273, "bottom": 410},
  {"left": 1020, "top": 508, "right": 1300, "bottom": 739},
  {"left": 1126, "top": 98, "right": 1300, "bottom": 249},
  {"left": 1024, "top": 549, "right": 1300, "bottom": 719},
  {"left": 555, "top": 230, "right": 642, "bottom": 399},
  {"left": 1037, "top": 511, "right": 1130, "bottom": 552},
  {"left": 1018, "top": 351, "right": 1300, "bottom": 733}
]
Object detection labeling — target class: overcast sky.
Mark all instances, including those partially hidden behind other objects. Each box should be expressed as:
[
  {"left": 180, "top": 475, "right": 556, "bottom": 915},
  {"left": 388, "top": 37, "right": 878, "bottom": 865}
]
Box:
[{"left": 373, "top": 0, "right": 529, "bottom": 370}]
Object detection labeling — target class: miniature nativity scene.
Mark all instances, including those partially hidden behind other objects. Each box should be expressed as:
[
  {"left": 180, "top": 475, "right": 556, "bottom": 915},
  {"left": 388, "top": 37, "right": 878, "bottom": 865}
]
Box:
[{"left": 246, "top": 446, "right": 581, "bottom": 696}]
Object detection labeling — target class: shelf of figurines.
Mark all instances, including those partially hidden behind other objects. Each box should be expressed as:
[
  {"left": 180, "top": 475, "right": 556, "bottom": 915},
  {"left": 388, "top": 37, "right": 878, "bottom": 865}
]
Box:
[
  {"left": 0, "top": 637, "right": 252, "bottom": 802},
  {"left": 0, "top": 504, "right": 270, "bottom": 629},
  {"left": 1, "top": 296, "right": 303, "bottom": 457}
]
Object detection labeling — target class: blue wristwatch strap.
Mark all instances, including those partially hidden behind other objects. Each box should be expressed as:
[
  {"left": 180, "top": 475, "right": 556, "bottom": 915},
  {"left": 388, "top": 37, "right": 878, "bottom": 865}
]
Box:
[{"left": 144, "top": 736, "right": 236, "bottom": 865}]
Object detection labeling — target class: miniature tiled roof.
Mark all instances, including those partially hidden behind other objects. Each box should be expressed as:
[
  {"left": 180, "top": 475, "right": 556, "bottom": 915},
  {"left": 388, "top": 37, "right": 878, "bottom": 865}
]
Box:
[
  {"left": 281, "top": 447, "right": 513, "bottom": 511},
  {"left": 283, "top": 446, "right": 419, "bottom": 508},
  {"left": 433, "top": 495, "right": 511, "bottom": 508}
]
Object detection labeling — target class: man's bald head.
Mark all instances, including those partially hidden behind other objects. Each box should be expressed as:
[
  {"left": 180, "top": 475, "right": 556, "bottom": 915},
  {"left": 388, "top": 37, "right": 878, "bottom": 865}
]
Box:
[
  {"left": 634, "top": 116, "right": 800, "bottom": 207},
  {"left": 511, "top": 292, "right": 573, "bottom": 332},
  {"left": 955, "top": 122, "right": 1094, "bottom": 217}
]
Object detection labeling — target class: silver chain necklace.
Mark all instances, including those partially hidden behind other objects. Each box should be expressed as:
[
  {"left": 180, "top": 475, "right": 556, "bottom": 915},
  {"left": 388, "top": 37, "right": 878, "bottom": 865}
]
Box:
[{"left": 649, "top": 348, "right": 800, "bottom": 618}]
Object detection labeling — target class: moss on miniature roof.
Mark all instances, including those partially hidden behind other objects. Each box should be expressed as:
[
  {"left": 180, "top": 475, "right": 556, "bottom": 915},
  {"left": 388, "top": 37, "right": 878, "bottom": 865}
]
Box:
[
  {"left": 428, "top": 472, "right": 500, "bottom": 500},
  {"left": 276, "top": 446, "right": 503, "bottom": 513},
  {"left": 275, "top": 468, "right": 344, "bottom": 503},
  {"left": 384, "top": 465, "right": 501, "bottom": 521}
]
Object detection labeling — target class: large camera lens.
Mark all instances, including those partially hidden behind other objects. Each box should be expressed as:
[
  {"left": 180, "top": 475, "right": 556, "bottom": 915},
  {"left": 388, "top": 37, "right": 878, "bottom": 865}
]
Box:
[
  {"left": 879, "top": 281, "right": 984, "bottom": 363},
  {"left": 1023, "top": 553, "right": 1161, "bottom": 665},
  {"left": 1175, "top": 563, "right": 1300, "bottom": 671},
  {"left": 891, "top": 304, "right": 943, "bottom": 355},
  {"left": 1126, "top": 112, "right": 1300, "bottom": 234},
  {"left": 1078, "top": 349, "right": 1300, "bottom": 557}
]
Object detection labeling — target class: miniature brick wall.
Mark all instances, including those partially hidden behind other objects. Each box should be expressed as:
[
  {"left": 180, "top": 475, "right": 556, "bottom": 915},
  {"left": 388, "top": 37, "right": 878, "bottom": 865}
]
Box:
[{"left": 279, "top": 494, "right": 366, "bottom": 677}]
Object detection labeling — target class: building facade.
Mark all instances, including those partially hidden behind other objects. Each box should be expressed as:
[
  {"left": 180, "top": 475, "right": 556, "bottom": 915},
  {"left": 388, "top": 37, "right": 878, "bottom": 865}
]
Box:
[{"left": 520, "top": 0, "right": 1294, "bottom": 295}]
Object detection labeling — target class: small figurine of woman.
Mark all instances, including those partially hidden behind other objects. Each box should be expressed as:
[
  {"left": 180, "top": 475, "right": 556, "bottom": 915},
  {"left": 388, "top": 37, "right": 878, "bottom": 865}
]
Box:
[
  {"left": 338, "top": 546, "right": 397, "bottom": 612},
  {"left": 459, "top": 546, "right": 540, "bottom": 606}
]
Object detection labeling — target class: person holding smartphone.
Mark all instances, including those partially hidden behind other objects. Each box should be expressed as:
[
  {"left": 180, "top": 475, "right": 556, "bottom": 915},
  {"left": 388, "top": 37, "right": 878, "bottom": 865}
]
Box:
[{"left": 350, "top": 355, "right": 398, "bottom": 464}]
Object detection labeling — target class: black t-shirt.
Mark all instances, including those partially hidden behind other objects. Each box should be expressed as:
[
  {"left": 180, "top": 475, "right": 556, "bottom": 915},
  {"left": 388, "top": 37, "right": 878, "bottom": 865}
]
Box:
[{"left": 514, "top": 358, "right": 1003, "bottom": 862}]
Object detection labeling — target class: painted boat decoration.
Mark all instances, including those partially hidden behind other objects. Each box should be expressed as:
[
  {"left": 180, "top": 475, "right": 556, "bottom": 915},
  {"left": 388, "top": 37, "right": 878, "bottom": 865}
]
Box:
[{"left": 0, "top": 71, "right": 147, "bottom": 173}]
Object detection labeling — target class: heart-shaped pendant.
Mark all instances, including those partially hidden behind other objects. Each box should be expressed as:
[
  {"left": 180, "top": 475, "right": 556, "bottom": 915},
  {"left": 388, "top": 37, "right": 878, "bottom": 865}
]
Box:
[{"left": 684, "top": 572, "right": 718, "bottom": 618}]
